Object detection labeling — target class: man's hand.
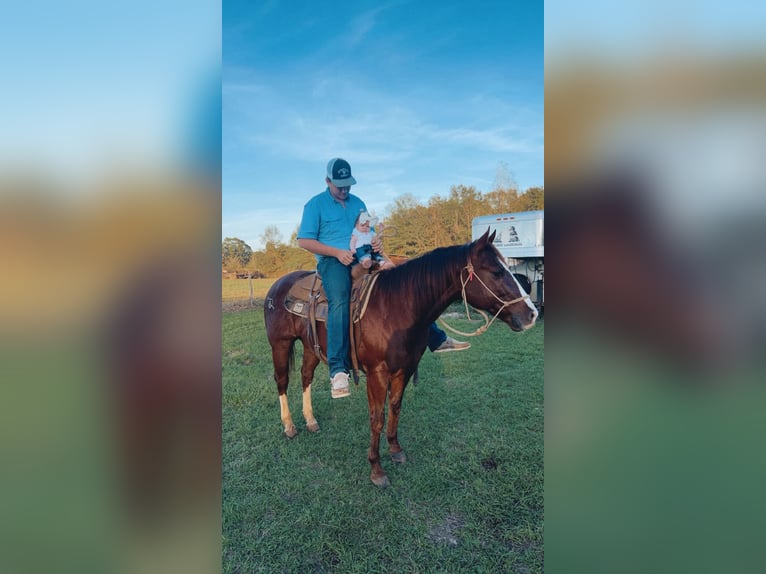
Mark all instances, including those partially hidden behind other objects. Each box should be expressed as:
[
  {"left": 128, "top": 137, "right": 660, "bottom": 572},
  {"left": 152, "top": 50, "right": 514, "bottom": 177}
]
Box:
[
  {"left": 297, "top": 238, "right": 356, "bottom": 265},
  {"left": 336, "top": 249, "right": 355, "bottom": 266}
]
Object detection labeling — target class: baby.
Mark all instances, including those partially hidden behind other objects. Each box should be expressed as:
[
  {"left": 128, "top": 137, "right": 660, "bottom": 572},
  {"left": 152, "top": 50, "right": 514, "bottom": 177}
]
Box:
[{"left": 350, "top": 211, "right": 393, "bottom": 270}]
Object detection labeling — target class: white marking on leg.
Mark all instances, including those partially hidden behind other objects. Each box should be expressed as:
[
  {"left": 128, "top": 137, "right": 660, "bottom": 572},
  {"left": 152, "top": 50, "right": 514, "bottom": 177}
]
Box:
[
  {"left": 280, "top": 394, "right": 295, "bottom": 434},
  {"left": 303, "top": 385, "right": 319, "bottom": 430}
]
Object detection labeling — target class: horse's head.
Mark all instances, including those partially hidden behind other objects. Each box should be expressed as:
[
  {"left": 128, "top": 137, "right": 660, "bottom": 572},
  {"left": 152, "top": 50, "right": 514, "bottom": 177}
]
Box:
[{"left": 465, "top": 229, "right": 538, "bottom": 332}]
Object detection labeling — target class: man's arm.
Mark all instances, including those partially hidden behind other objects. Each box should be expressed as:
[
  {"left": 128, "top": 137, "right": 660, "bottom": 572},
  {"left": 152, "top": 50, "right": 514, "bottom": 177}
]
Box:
[{"left": 297, "top": 238, "right": 355, "bottom": 266}]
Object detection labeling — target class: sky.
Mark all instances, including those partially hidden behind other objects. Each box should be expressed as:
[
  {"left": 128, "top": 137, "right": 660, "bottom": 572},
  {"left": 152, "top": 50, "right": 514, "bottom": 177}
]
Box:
[
  {"left": 0, "top": 1, "right": 220, "bottom": 186},
  {"left": 545, "top": 0, "right": 766, "bottom": 60},
  {"left": 223, "top": 0, "right": 543, "bottom": 250}
]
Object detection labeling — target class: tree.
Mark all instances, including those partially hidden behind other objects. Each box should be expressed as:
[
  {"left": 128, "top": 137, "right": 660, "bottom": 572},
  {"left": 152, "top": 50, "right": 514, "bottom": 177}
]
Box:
[
  {"left": 383, "top": 194, "right": 433, "bottom": 257},
  {"left": 518, "top": 186, "right": 544, "bottom": 211},
  {"left": 381, "top": 179, "right": 544, "bottom": 257},
  {"left": 260, "top": 225, "right": 283, "bottom": 248},
  {"left": 440, "top": 185, "right": 484, "bottom": 244},
  {"left": 484, "top": 187, "right": 519, "bottom": 214},
  {"left": 492, "top": 161, "right": 517, "bottom": 192},
  {"left": 289, "top": 226, "right": 301, "bottom": 247},
  {"left": 222, "top": 237, "right": 252, "bottom": 269},
  {"left": 248, "top": 225, "right": 313, "bottom": 276},
  {"left": 256, "top": 226, "right": 285, "bottom": 276}
]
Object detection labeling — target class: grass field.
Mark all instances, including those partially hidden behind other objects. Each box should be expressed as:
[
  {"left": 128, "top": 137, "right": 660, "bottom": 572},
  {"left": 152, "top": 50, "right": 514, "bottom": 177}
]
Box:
[
  {"left": 222, "top": 306, "right": 544, "bottom": 573},
  {"left": 222, "top": 278, "right": 277, "bottom": 302}
]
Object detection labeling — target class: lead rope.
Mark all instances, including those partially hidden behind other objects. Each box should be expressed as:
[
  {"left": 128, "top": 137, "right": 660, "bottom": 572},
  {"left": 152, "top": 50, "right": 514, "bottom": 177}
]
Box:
[
  {"left": 438, "top": 261, "right": 531, "bottom": 337},
  {"left": 375, "top": 223, "right": 397, "bottom": 267}
]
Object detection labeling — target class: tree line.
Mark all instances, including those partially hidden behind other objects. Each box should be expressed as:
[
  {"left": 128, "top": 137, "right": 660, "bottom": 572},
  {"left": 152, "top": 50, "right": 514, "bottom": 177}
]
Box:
[
  {"left": 382, "top": 184, "right": 542, "bottom": 258},
  {"left": 223, "top": 183, "right": 543, "bottom": 277}
]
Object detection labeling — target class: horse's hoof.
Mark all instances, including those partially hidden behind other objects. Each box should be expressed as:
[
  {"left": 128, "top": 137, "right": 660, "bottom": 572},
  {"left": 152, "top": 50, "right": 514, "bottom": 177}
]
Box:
[
  {"left": 371, "top": 474, "right": 390, "bottom": 488},
  {"left": 306, "top": 422, "right": 320, "bottom": 433},
  {"left": 390, "top": 451, "right": 407, "bottom": 464},
  {"left": 284, "top": 426, "right": 298, "bottom": 439}
]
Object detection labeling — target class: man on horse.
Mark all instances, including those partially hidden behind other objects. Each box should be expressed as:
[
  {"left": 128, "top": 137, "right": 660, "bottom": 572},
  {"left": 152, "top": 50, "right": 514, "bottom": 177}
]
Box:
[{"left": 296, "top": 158, "right": 469, "bottom": 399}]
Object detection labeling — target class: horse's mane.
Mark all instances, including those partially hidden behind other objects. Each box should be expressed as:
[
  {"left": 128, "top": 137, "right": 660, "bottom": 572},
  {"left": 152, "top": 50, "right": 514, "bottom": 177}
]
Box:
[{"left": 373, "top": 242, "right": 471, "bottom": 313}]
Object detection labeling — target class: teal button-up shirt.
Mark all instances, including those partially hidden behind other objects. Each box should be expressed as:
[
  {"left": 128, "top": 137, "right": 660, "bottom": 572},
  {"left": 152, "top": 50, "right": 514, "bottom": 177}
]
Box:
[{"left": 297, "top": 188, "right": 367, "bottom": 262}]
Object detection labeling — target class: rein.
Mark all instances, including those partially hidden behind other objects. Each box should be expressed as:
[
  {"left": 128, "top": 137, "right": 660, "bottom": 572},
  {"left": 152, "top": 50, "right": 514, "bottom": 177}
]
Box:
[{"left": 438, "top": 260, "right": 531, "bottom": 337}]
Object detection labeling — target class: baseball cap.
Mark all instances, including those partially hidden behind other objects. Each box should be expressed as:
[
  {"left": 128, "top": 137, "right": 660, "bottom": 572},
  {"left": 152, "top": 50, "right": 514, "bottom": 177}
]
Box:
[{"left": 326, "top": 158, "right": 357, "bottom": 188}]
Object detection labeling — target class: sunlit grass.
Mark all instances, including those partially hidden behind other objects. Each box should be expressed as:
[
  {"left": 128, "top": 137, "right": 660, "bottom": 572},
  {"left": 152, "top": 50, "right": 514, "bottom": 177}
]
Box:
[{"left": 221, "top": 278, "right": 275, "bottom": 302}]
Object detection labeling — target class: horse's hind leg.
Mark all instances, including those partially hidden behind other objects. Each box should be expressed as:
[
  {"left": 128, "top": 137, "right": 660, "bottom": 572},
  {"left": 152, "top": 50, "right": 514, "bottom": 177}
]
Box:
[
  {"left": 386, "top": 377, "right": 407, "bottom": 464},
  {"left": 272, "top": 342, "right": 298, "bottom": 438},
  {"left": 300, "top": 343, "right": 321, "bottom": 432},
  {"left": 366, "top": 369, "right": 390, "bottom": 487}
]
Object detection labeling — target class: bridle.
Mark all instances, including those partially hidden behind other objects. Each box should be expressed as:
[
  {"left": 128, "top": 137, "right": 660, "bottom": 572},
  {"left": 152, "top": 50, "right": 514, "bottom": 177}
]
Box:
[{"left": 438, "top": 259, "right": 532, "bottom": 337}]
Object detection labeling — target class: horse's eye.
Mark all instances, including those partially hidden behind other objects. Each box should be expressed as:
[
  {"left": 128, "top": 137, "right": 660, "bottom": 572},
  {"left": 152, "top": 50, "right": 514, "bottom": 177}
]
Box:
[{"left": 492, "top": 269, "right": 504, "bottom": 278}]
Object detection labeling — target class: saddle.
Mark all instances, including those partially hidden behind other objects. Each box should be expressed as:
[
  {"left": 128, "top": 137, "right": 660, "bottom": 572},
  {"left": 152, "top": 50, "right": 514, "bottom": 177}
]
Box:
[
  {"left": 284, "top": 267, "right": 381, "bottom": 382},
  {"left": 284, "top": 272, "right": 328, "bottom": 321}
]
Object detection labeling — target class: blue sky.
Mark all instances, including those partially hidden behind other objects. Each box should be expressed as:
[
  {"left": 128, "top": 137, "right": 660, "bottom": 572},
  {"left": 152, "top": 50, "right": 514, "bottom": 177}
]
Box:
[
  {"left": 223, "top": 0, "right": 543, "bottom": 250},
  {"left": 1, "top": 1, "right": 220, "bottom": 184},
  {"left": 545, "top": 0, "right": 766, "bottom": 59}
]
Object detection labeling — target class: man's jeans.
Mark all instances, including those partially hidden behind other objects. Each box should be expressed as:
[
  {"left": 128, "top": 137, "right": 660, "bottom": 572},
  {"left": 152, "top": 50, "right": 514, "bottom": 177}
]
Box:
[
  {"left": 427, "top": 323, "right": 447, "bottom": 351},
  {"left": 317, "top": 257, "right": 351, "bottom": 378}
]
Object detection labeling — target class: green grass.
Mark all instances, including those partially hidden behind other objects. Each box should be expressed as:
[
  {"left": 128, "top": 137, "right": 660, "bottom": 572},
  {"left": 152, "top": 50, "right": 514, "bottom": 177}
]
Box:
[{"left": 223, "top": 307, "right": 543, "bottom": 573}]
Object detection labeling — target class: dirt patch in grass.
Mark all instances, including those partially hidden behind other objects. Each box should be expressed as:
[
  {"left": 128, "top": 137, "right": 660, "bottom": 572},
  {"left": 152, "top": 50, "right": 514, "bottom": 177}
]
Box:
[{"left": 428, "top": 514, "right": 465, "bottom": 547}]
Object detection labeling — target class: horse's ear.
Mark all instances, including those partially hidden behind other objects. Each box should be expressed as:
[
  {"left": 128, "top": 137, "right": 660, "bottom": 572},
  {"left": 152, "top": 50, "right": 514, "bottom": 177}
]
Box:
[{"left": 476, "top": 227, "right": 495, "bottom": 245}]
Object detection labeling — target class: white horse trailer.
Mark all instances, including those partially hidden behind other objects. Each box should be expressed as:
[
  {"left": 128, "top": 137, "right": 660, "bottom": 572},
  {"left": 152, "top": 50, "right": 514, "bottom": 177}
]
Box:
[{"left": 471, "top": 210, "right": 544, "bottom": 310}]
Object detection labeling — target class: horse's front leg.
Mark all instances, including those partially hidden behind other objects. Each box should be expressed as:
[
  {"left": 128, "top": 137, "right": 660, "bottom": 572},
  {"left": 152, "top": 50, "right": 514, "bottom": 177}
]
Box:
[
  {"left": 366, "top": 368, "right": 390, "bottom": 487},
  {"left": 386, "top": 372, "right": 407, "bottom": 464}
]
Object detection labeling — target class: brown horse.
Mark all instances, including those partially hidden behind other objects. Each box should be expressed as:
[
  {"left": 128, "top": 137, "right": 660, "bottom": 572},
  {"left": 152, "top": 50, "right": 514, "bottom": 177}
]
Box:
[{"left": 263, "top": 229, "right": 538, "bottom": 487}]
